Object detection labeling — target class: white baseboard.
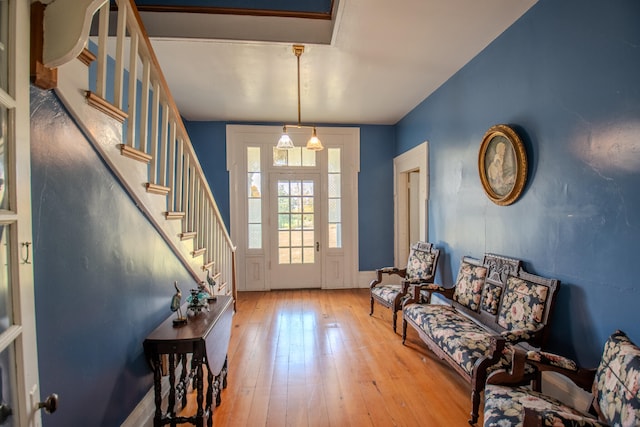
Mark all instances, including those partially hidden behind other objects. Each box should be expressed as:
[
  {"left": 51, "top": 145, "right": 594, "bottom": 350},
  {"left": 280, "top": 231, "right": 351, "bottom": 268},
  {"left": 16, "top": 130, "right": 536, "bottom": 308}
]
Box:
[
  {"left": 120, "top": 377, "right": 170, "bottom": 427},
  {"left": 358, "top": 271, "right": 376, "bottom": 288},
  {"left": 358, "top": 270, "right": 405, "bottom": 288}
]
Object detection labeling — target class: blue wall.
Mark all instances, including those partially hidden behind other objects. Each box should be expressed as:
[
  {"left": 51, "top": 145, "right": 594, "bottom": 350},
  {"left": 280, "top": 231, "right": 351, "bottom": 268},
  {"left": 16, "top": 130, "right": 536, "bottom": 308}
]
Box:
[
  {"left": 184, "top": 120, "right": 231, "bottom": 229},
  {"left": 396, "top": 0, "right": 640, "bottom": 365},
  {"left": 30, "top": 87, "right": 198, "bottom": 426},
  {"left": 186, "top": 122, "right": 397, "bottom": 270},
  {"left": 358, "top": 126, "right": 396, "bottom": 270}
]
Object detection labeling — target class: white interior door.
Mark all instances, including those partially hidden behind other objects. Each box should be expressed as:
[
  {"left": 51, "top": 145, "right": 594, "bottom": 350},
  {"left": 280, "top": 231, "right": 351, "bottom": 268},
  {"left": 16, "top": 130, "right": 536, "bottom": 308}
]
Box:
[
  {"left": 0, "top": 0, "right": 43, "bottom": 425},
  {"left": 270, "top": 172, "right": 322, "bottom": 289}
]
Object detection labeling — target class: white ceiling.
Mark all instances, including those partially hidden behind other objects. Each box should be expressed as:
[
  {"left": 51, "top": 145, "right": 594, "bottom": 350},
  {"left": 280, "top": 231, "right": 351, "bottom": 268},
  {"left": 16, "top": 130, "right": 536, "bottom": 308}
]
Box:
[{"left": 142, "top": 0, "right": 537, "bottom": 125}]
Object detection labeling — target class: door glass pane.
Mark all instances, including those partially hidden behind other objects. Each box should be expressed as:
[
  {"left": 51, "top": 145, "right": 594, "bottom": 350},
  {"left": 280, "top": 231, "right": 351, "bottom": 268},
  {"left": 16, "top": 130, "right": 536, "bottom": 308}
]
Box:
[
  {"left": 248, "top": 199, "right": 261, "bottom": 223},
  {"left": 248, "top": 172, "right": 261, "bottom": 197},
  {"left": 0, "top": 0, "right": 7, "bottom": 92},
  {"left": 328, "top": 223, "right": 342, "bottom": 248},
  {"left": 248, "top": 224, "right": 261, "bottom": 248},
  {"left": 0, "top": 224, "right": 11, "bottom": 334},
  {"left": 247, "top": 148, "right": 262, "bottom": 249},
  {"left": 273, "top": 148, "right": 287, "bottom": 166},
  {"left": 0, "top": 106, "right": 7, "bottom": 210},
  {"left": 290, "top": 197, "right": 301, "bottom": 213},
  {"left": 0, "top": 342, "right": 19, "bottom": 427},
  {"left": 328, "top": 147, "right": 340, "bottom": 172},
  {"left": 303, "top": 247, "right": 314, "bottom": 263},
  {"left": 278, "top": 197, "right": 289, "bottom": 213},
  {"left": 328, "top": 174, "right": 340, "bottom": 198},
  {"left": 290, "top": 230, "right": 302, "bottom": 246},
  {"left": 290, "top": 181, "right": 301, "bottom": 196},
  {"left": 288, "top": 148, "right": 301, "bottom": 166},
  {"left": 279, "top": 248, "right": 290, "bottom": 264},
  {"left": 302, "top": 148, "right": 315, "bottom": 167},
  {"left": 290, "top": 214, "right": 301, "bottom": 229},
  {"left": 303, "top": 230, "right": 314, "bottom": 246},
  {"left": 273, "top": 147, "right": 316, "bottom": 167},
  {"left": 277, "top": 181, "right": 289, "bottom": 196},
  {"left": 247, "top": 147, "right": 260, "bottom": 172},
  {"left": 277, "top": 179, "right": 315, "bottom": 264},
  {"left": 278, "top": 231, "right": 290, "bottom": 246},
  {"left": 327, "top": 148, "right": 342, "bottom": 248},
  {"left": 291, "top": 247, "right": 302, "bottom": 264},
  {"left": 328, "top": 199, "right": 341, "bottom": 223}
]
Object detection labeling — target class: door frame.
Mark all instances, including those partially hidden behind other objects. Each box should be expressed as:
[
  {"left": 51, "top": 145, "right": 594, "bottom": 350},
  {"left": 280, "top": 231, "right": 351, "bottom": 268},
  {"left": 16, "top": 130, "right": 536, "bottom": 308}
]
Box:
[
  {"left": 394, "top": 142, "right": 428, "bottom": 266},
  {"left": 227, "top": 125, "right": 360, "bottom": 291},
  {"left": 1, "top": 0, "right": 42, "bottom": 425}
]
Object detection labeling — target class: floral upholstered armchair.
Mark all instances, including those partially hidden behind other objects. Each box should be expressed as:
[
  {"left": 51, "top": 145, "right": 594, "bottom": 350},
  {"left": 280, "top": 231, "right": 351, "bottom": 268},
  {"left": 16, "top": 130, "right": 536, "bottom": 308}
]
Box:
[
  {"left": 369, "top": 241, "right": 440, "bottom": 332},
  {"left": 484, "top": 330, "right": 640, "bottom": 427}
]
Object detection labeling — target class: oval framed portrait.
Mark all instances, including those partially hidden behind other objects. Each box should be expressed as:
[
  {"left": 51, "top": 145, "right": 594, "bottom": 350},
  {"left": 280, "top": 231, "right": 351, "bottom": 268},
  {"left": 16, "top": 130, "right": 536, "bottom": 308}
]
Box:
[{"left": 478, "top": 124, "right": 527, "bottom": 206}]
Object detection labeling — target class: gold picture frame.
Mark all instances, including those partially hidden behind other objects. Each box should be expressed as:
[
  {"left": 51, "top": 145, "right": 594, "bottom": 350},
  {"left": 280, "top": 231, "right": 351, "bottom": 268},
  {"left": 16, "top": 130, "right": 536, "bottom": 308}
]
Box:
[{"left": 478, "top": 124, "right": 527, "bottom": 206}]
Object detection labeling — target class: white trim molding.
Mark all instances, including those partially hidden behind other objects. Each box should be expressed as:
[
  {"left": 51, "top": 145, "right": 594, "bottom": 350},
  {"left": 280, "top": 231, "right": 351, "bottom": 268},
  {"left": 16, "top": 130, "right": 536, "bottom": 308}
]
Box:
[{"left": 394, "top": 142, "right": 429, "bottom": 266}]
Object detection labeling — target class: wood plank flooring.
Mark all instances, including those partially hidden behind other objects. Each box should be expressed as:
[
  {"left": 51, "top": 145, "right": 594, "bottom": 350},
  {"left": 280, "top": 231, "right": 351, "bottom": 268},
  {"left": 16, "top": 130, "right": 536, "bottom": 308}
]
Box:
[{"left": 180, "top": 289, "right": 481, "bottom": 426}]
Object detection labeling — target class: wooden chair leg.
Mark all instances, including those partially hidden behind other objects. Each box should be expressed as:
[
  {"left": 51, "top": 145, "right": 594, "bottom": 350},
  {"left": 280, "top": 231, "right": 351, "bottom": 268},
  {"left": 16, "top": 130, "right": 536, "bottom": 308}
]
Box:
[
  {"left": 392, "top": 310, "right": 397, "bottom": 333},
  {"left": 468, "top": 388, "right": 480, "bottom": 425},
  {"left": 370, "top": 296, "right": 374, "bottom": 315},
  {"left": 402, "top": 318, "right": 408, "bottom": 344}
]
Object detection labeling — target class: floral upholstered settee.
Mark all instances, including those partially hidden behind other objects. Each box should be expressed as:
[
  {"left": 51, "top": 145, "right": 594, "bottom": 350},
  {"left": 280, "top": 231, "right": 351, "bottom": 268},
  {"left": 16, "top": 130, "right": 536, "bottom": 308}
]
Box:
[
  {"left": 369, "top": 241, "right": 440, "bottom": 332},
  {"left": 484, "top": 330, "right": 640, "bottom": 427},
  {"left": 402, "top": 254, "right": 560, "bottom": 424}
]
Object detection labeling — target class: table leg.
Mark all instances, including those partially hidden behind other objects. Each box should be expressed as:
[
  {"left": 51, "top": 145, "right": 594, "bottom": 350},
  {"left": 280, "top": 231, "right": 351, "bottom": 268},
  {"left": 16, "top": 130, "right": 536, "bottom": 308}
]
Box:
[
  {"left": 214, "top": 374, "right": 221, "bottom": 407},
  {"left": 222, "top": 356, "right": 228, "bottom": 389},
  {"left": 207, "top": 368, "right": 214, "bottom": 427},
  {"left": 153, "top": 355, "right": 163, "bottom": 427},
  {"left": 168, "top": 353, "right": 176, "bottom": 421},
  {"left": 195, "top": 358, "right": 205, "bottom": 427},
  {"left": 180, "top": 353, "right": 188, "bottom": 408}
]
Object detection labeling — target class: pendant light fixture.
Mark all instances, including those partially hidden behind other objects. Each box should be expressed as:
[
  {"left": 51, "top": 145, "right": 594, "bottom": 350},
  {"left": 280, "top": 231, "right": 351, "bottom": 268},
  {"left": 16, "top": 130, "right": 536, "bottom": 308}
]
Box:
[{"left": 276, "top": 45, "right": 324, "bottom": 151}]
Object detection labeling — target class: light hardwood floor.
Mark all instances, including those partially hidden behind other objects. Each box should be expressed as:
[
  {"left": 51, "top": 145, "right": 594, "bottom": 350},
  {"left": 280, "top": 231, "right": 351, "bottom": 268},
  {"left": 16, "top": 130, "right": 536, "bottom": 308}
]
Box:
[{"left": 181, "top": 289, "right": 482, "bottom": 426}]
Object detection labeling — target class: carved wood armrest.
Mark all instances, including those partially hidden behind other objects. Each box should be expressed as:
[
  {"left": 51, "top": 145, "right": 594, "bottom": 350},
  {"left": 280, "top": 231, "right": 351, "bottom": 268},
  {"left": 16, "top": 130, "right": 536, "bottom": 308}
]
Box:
[
  {"left": 378, "top": 267, "right": 407, "bottom": 276},
  {"left": 428, "top": 285, "right": 454, "bottom": 300},
  {"left": 370, "top": 267, "right": 406, "bottom": 289},
  {"left": 488, "top": 343, "right": 597, "bottom": 393},
  {"left": 524, "top": 349, "right": 596, "bottom": 392},
  {"left": 370, "top": 267, "right": 407, "bottom": 286}
]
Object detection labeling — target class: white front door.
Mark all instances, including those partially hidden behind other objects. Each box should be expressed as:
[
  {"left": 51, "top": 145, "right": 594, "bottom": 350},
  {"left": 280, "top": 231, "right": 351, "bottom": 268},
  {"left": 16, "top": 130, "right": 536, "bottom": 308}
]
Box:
[
  {"left": 270, "top": 173, "right": 322, "bottom": 289},
  {"left": 0, "top": 0, "right": 43, "bottom": 425}
]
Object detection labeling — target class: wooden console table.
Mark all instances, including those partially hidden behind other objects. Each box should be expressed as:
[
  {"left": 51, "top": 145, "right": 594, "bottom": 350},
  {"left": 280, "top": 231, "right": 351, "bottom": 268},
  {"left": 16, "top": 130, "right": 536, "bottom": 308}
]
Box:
[{"left": 144, "top": 295, "right": 233, "bottom": 427}]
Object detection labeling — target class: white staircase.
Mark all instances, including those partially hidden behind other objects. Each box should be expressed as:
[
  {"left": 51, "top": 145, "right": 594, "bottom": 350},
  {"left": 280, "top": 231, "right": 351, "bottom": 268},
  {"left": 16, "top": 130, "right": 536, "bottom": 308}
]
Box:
[{"left": 35, "top": 0, "right": 236, "bottom": 300}]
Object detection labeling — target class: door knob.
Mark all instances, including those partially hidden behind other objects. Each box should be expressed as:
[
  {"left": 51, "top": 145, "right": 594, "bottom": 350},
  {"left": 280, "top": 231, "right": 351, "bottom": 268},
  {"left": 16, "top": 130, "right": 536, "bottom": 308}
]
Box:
[
  {"left": 0, "top": 403, "right": 12, "bottom": 424},
  {"left": 38, "top": 394, "right": 58, "bottom": 414}
]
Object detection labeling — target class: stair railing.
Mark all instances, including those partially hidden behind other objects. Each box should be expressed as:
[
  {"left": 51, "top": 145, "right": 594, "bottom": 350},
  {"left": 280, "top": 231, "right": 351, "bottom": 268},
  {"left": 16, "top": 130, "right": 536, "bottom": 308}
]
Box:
[{"left": 60, "top": 0, "right": 236, "bottom": 300}]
